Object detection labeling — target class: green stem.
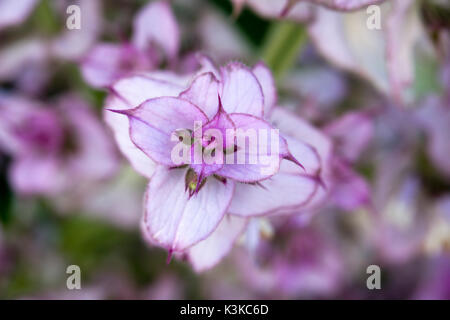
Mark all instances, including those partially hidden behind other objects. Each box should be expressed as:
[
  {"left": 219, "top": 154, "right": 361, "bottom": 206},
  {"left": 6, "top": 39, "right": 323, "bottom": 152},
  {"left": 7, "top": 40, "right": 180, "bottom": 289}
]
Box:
[
  {"left": 261, "top": 21, "right": 307, "bottom": 81},
  {"left": 32, "top": 0, "right": 60, "bottom": 35}
]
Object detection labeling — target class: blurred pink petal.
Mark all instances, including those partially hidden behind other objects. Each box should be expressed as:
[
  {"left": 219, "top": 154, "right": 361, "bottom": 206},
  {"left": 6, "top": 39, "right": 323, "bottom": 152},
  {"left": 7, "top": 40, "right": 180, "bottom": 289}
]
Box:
[
  {"left": 309, "top": 1, "right": 423, "bottom": 104},
  {"left": 0, "top": 94, "right": 44, "bottom": 154},
  {"left": 50, "top": 0, "right": 102, "bottom": 60},
  {"left": 197, "top": 9, "right": 251, "bottom": 61},
  {"left": 308, "top": 6, "right": 387, "bottom": 92},
  {"left": 416, "top": 96, "right": 450, "bottom": 178},
  {"left": 284, "top": 67, "right": 347, "bottom": 111},
  {"left": 0, "top": 0, "right": 37, "bottom": 30},
  {"left": 80, "top": 167, "right": 145, "bottom": 229},
  {"left": 10, "top": 155, "right": 65, "bottom": 195},
  {"left": 375, "top": 177, "right": 428, "bottom": 263},
  {"left": 81, "top": 43, "right": 154, "bottom": 88},
  {"left": 132, "top": 0, "right": 179, "bottom": 61},
  {"left": 330, "top": 158, "right": 371, "bottom": 211},
  {"left": 0, "top": 38, "right": 48, "bottom": 82},
  {"left": 61, "top": 97, "right": 118, "bottom": 182},
  {"left": 273, "top": 226, "right": 344, "bottom": 297},
  {"left": 414, "top": 256, "right": 450, "bottom": 300},
  {"left": 324, "top": 111, "right": 374, "bottom": 163},
  {"left": 0, "top": 94, "right": 118, "bottom": 196}
]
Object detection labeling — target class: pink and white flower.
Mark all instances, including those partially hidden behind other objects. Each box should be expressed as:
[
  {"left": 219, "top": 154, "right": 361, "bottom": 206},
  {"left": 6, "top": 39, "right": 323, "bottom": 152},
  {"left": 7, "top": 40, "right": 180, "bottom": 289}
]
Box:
[{"left": 105, "top": 56, "right": 327, "bottom": 270}]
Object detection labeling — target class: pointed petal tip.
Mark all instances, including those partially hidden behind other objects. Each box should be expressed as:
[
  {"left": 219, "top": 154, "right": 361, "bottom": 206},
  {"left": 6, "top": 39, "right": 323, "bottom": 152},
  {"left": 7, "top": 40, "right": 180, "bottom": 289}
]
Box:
[
  {"left": 255, "top": 181, "right": 268, "bottom": 191},
  {"left": 217, "top": 93, "right": 224, "bottom": 111},
  {"left": 315, "top": 174, "right": 327, "bottom": 190},
  {"left": 284, "top": 153, "right": 305, "bottom": 171},
  {"left": 106, "top": 108, "right": 132, "bottom": 116}
]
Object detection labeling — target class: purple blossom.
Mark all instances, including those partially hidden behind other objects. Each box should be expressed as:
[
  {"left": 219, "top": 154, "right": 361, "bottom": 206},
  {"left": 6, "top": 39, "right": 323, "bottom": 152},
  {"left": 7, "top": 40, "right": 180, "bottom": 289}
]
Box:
[
  {"left": 0, "top": 94, "right": 118, "bottom": 195},
  {"left": 81, "top": 1, "right": 179, "bottom": 88},
  {"left": 105, "top": 56, "right": 327, "bottom": 268}
]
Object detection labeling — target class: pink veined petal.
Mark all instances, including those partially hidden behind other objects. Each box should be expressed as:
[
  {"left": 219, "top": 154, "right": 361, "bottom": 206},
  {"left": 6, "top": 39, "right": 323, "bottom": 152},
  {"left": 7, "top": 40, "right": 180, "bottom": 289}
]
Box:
[
  {"left": 132, "top": 0, "right": 179, "bottom": 60},
  {"left": 105, "top": 99, "right": 157, "bottom": 179},
  {"left": 270, "top": 107, "right": 333, "bottom": 210},
  {"left": 179, "top": 72, "right": 220, "bottom": 120},
  {"left": 226, "top": 111, "right": 324, "bottom": 217},
  {"left": 228, "top": 163, "right": 320, "bottom": 217},
  {"left": 219, "top": 62, "right": 264, "bottom": 117},
  {"left": 215, "top": 113, "right": 290, "bottom": 183},
  {"left": 282, "top": 135, "right": 321, "bottom": 175},
  {"left": 187, "top": 215, "right": 247, "bottom": 272},
  {"left": 270, "top": 108, "right": 332, "bottom": 175},
  {"left": 195, "top": 53, "right": 221, "bottom": 79},
  {"left": 105, "top": 75, "right": 185, "bottom": 178},
  {"left": 109, "top": 74, "right": 185, "bottom": 107},
  {"left": 112, "top": 97, "right": 208, "bottom": 166},
  {"left": 252, "top": 62, "right": 277, "bottom": 118},
  {"left": 142, "top": 167, "right": 235, "bottom": 251},
  {"left": 0, "top": 0, "right": 37, "bottom": 30},
  {"left": 144, "top": 70, "right": 194, "bottom": 87}
]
